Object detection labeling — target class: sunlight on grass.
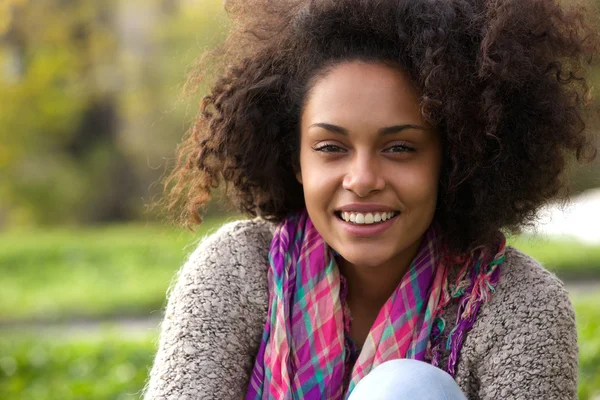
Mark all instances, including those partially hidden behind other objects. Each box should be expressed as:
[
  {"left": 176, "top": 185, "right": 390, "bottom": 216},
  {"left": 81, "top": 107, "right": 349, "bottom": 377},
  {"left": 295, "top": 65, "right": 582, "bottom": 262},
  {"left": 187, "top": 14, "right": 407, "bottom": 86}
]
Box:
[
  {"left": 0, "top": 332, "right": 156, "bottom": 400},
  {"left": 0, "top": 216, "right": 243, "bottom": 320},
  {"left": 572, "top": 293, "right": 600, "bottom": 400},
  {"left": 508, "top": 234, "right": 600, "bottom": 279}
]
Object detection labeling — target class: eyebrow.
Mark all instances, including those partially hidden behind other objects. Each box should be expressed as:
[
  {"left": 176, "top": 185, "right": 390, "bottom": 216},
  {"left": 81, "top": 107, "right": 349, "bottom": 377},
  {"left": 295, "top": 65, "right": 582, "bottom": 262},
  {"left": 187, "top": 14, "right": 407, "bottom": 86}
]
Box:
[{"left": 308, "top": 122, "right": 427, "bottom": 136}]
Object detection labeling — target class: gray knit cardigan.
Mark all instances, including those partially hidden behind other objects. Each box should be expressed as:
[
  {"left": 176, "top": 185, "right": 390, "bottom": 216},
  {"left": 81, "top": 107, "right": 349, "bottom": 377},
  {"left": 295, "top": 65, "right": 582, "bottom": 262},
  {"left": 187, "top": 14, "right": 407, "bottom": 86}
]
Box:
[{"left": 143, "top": 218, "right": 578, "bottom": 399}]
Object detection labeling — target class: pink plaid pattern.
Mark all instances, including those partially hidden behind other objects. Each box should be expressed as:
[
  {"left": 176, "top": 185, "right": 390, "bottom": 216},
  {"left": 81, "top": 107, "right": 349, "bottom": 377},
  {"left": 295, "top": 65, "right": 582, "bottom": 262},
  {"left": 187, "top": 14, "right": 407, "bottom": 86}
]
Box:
[
  {"left": 247, "top": 209, "right": 446, "bottom": 399},
  {"left": 347, "top": 236, "right": 446, "bottom": 393}
]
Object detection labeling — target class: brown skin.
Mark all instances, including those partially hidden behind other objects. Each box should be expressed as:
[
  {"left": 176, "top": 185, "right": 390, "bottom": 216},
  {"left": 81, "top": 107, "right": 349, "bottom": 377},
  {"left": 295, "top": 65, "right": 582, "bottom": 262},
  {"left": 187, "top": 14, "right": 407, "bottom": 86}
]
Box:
[{"left": 296, "top": 62, "right": 442, "bottom": 348}]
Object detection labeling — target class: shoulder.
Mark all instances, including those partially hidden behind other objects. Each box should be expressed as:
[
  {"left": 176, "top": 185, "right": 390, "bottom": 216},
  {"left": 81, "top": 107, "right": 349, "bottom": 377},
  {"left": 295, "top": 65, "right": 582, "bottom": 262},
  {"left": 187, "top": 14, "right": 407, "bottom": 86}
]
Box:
[
  {"left": 166, "top": 215, "right": 276, "bottom": 325},
  {"left": 500, "top": 245, "right": 569, "bottom": 292},
  {"left": 475, "top": 245, "right": 576, "bottom": 348},
  {"left": 490, "top": 246, "right": 575, "bottom": 327},
  {"left": 458, "top": 246, "right": 578, "bottom": 399},
  {"left": 144, "top": 218, "right": 276, "bottom": 399},
  {"left": 183, "top": 217, "right": 275, "bottom": 285},
  {"left": 181, "top": 217, "right": 275, "bottom": 310},
  {"left": 188, "top": 216, "right": 275, "bottom": 266},
  {"left": 461, "top": 245, "right": 575, "bottom": 340}
]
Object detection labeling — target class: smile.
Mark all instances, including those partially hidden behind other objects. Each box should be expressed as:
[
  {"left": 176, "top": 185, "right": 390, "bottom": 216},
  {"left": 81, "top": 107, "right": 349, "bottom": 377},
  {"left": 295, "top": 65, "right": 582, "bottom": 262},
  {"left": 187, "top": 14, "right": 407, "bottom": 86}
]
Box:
[{"left": 335, "top": 211, "right": 400, "bottom": 225}]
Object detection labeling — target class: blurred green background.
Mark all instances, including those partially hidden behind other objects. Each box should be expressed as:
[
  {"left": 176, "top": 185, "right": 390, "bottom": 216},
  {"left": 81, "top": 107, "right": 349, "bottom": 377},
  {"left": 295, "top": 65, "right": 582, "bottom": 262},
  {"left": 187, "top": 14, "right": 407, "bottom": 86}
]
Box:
[
  {"left": 0, "top": 0, "right": 229, "bottom": 228},
  {"left": 0, "top": 0, "right": 599, "bottom": 399}
]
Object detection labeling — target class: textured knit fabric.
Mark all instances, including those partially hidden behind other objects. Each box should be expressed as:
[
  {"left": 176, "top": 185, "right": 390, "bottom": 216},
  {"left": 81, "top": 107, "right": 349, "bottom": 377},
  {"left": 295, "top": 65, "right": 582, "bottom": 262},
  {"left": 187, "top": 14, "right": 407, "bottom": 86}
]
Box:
[
  {"left": 248, "top": 210, "right": 449, "bottom": 399},
  {"left": 143, "top": 217, "right": 579, "bottom": 400}
]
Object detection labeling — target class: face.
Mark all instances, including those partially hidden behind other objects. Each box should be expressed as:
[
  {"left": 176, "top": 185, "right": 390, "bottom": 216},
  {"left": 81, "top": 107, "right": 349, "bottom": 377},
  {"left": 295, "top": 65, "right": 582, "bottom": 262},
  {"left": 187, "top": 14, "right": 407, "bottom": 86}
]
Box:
[{"left": 297, "top": 61, "right": 442, "bottom": 270}]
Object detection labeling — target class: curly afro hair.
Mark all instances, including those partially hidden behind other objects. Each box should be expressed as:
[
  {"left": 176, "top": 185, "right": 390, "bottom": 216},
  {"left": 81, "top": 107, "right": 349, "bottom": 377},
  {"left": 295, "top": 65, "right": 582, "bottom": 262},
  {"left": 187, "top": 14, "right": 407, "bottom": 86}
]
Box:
[{"left": 165, "top": 0, "right": 600, "bottom": 253}]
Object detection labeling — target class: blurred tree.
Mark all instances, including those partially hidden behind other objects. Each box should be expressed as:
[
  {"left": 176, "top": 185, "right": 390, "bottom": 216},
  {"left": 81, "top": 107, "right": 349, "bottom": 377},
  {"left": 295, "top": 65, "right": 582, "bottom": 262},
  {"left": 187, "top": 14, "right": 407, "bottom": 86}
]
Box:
[
  {"left": 0, "top": 0, "right": 227, "bottom": 228},
  {"left": 0, "top": 0, "right": 596, "bottom": 228},
  {"left": 0, "top": 0, "right": 132, "bottom": 226},
  {"left": 117, "top": 0, "right": 229, "bottom": 221}
]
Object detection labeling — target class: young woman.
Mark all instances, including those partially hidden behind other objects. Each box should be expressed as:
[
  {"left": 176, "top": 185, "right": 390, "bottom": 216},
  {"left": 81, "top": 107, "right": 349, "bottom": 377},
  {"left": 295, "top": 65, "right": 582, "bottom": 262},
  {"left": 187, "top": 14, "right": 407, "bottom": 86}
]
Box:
[{"left": 144, "top": 0, "right": 600, "bottom": 398}]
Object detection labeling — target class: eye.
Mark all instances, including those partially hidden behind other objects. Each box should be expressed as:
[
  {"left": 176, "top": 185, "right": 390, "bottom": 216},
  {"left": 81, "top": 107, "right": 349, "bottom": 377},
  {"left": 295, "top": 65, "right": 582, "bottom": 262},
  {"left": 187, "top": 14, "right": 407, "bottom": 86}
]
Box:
[
  {"left": 314, "top": 144, "right": 346, "bottom": 153},
  {"left": 384, "top": 144, "right": 416, "bottom": 153}
]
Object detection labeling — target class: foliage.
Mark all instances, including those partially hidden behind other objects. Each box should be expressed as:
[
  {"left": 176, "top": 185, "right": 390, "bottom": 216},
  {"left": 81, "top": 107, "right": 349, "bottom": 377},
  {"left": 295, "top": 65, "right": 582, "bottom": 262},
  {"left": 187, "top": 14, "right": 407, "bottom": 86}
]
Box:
[
  {"left": 0, "top": 217, "right": 232, "bottom": 320},
  {"left": 508, "top": 234, "right": 600, "bottom": 279},
  {"left": 117, "top": 0, "right": 230, "bottom": 221},
  {"left": 1, "top": 0, "right": 598, "bottom": 229},
  {"left": 0, "top": 332, "right": 155, "bottom": 400},
  {"left": 574, "top": 294, "right": 600, "bottom": 400},
  {"left": 0, "top": 0, "right": 228, "bottom": 227},
  {"left": 0, "top": 0, "right": 120, "bottom": 225}
]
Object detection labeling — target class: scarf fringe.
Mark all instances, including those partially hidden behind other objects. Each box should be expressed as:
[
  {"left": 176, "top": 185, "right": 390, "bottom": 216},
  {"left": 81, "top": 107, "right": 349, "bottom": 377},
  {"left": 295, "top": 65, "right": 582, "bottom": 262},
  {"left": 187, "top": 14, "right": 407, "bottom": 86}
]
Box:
[{"left": 429, "top": 234, "right": 506, "bottom": 376}]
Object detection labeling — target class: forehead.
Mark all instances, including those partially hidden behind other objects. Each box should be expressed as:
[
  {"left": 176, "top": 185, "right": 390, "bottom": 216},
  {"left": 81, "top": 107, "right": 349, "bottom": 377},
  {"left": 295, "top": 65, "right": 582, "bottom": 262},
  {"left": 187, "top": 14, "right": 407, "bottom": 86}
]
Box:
[{"left": 302, "top": 61, "right": 427, "bottom": 129}]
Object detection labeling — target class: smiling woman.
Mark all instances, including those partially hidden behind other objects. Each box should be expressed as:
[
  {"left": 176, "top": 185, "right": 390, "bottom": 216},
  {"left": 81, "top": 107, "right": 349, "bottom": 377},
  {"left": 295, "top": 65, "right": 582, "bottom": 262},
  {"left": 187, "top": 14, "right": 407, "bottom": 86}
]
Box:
[
  {"left": 145, "top": 0, "right": 600, "bottom": 399},
  {"left": 299, "top": 62, "right": 441, "bottom": 265},
  {"left": 297, "top": 63, "right": 444, "bottom": 341}
]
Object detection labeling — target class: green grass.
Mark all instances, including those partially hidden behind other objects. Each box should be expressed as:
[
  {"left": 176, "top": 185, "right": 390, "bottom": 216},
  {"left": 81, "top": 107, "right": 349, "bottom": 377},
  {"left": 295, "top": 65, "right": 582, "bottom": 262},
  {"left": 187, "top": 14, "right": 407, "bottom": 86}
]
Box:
[
  {"left": 0, "top": 296, "right": 598, "bottom": 399},
  {"left": 573, "top": 293, "right": 600, "bottom": 400},
  {"left": 0, "top": 216, "right": 237, "bottom": 321},
  {"left": 508, "top": 234, "right": 600, "bottom": 280},
  {"left": 0, "top": 332, "right": 155, "bottom": 400}
]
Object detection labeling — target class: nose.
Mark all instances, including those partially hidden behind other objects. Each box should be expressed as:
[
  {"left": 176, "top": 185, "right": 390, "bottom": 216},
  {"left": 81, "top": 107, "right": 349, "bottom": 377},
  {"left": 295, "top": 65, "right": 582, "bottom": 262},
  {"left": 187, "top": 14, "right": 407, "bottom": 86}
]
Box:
[{"left": 342, "top": 153, "right": 385, "bottom": 197}]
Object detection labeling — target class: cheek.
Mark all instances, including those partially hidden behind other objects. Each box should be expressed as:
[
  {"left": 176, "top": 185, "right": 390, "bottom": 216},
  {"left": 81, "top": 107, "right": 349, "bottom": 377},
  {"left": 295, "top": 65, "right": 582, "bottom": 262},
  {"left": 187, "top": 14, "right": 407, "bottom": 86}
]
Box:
[
  {"left": 299, "top": 152, "right": 327, "bottom": 206},
  {"left": 391, "top": 161, "right": 440, "bottom": 206},
  {"left": 301, "top": 165, "right": 339, "bottom": 204}
]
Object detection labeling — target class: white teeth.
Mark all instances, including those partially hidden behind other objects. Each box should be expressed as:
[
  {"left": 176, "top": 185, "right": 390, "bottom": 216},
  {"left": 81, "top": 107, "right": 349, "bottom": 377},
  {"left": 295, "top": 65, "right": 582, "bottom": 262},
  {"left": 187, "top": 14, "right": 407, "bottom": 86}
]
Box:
[{"left": 340, "top": 211, "right": 397, "bottom": 224}]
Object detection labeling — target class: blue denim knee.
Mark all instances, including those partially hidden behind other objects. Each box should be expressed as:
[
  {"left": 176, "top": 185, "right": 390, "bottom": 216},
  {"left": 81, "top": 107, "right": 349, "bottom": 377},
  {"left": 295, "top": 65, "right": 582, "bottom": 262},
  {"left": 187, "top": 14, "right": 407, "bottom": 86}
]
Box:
[{"left": 347, "top": 359, "right": 467, "bottom": 400}]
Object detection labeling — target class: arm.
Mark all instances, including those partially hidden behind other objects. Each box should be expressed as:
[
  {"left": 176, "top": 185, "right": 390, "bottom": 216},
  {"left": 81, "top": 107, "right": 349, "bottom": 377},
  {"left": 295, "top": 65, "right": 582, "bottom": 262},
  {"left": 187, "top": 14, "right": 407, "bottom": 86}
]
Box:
[
  {"left": 476, "top": 258, "right": 578, "bottom": 399},
  {"left": 143, "top": 220, "right": 271, "bottom": 399}
]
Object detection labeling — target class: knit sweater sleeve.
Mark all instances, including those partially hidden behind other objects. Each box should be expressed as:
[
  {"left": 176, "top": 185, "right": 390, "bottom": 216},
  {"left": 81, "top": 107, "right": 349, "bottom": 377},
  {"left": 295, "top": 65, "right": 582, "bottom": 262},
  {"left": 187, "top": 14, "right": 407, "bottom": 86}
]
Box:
[
  {"left": 143, "top": 218, "right": 272, "bottom": 400},
  {"left": 471, "top": 248, "right": 579, "bottom": 399}
]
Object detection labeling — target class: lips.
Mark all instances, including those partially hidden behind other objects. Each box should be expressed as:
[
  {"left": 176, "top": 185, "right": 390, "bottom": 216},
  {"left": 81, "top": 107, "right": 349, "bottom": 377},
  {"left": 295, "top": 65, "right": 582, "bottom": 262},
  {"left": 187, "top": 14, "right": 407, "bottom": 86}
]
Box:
[{"left": 334, "top": 209, "right": 399, "bottom": 237}]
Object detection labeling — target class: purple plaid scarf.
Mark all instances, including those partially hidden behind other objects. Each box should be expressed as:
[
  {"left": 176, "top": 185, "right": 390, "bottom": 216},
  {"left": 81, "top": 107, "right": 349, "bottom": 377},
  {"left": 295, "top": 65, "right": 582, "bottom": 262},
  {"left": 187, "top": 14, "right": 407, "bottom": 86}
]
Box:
[{"left": 246, "top": 209, "right": 506, "bottom": 399}]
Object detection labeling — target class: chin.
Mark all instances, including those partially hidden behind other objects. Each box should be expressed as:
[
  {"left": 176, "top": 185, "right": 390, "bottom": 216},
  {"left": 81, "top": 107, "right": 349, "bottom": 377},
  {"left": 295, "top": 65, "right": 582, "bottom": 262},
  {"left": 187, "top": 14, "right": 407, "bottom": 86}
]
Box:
[{"left": 335, "top": 247, "right": 389, "bottom": 269}]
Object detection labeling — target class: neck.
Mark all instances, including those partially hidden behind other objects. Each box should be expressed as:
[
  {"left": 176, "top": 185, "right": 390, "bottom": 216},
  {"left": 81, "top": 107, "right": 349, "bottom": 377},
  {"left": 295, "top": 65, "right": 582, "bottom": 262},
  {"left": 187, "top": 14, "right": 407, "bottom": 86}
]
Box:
[{"left": 338, "top": 236, "right": 424, "bottom": 311}]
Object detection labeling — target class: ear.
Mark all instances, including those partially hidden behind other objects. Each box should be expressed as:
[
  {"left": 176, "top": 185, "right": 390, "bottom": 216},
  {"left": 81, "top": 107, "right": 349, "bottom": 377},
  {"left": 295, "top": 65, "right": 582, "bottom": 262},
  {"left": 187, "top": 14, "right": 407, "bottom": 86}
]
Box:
[
  {"left": 292, "top": 156, "right": 303, "bottom": 184},
  {"left": 295, "top": 168, "right": 303, "bottom": 185}
]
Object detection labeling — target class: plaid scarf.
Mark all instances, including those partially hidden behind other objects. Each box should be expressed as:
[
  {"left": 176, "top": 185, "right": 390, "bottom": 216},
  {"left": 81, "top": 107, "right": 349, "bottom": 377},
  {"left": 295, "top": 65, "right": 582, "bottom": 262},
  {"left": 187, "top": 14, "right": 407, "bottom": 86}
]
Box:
[{"left": 246, "top": 209, "right": 506, "bottom": 400}]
